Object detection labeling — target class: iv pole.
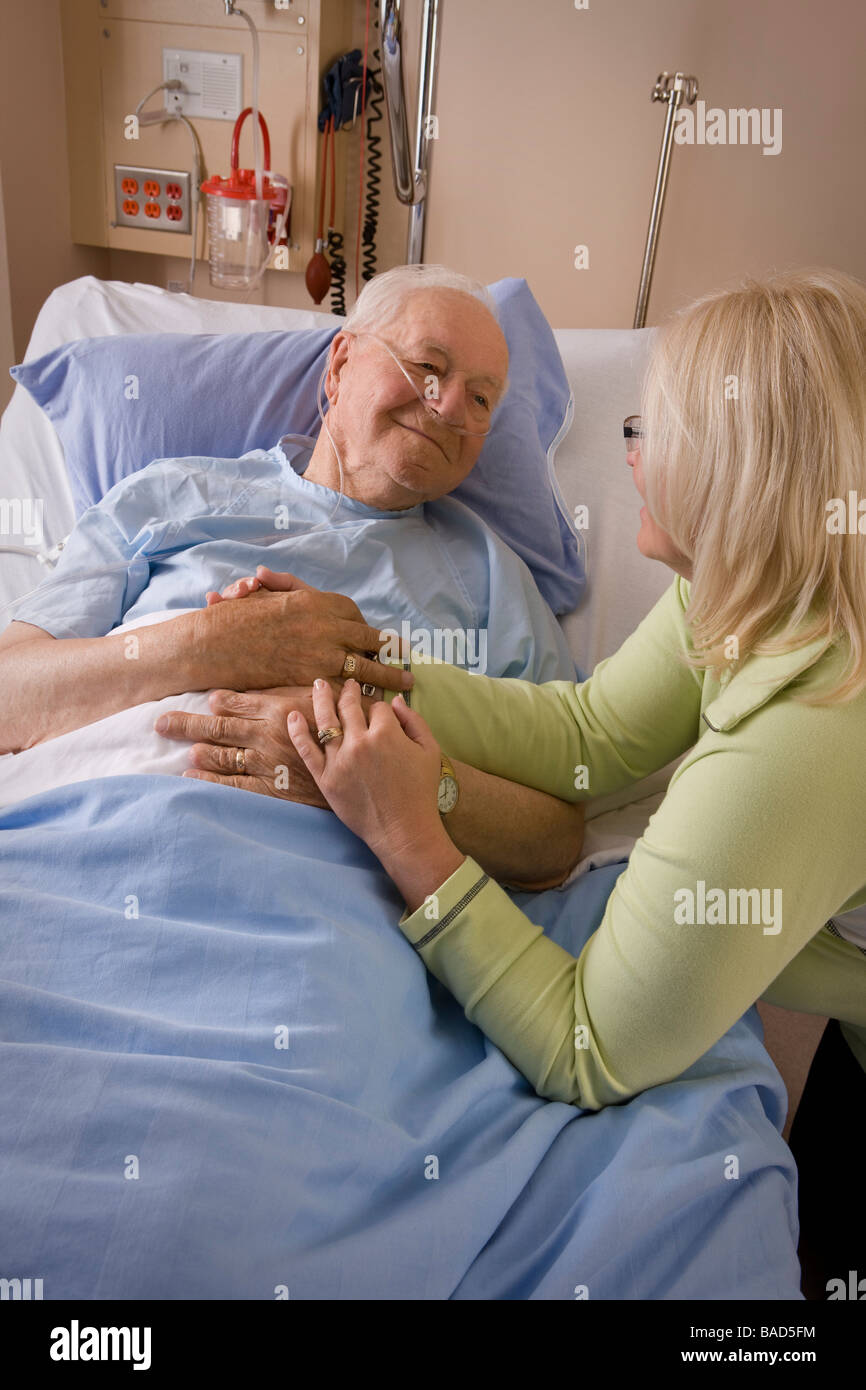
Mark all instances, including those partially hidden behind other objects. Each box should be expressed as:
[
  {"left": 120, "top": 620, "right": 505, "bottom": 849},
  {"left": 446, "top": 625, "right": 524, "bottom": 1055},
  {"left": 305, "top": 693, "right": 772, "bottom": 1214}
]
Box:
[{"left": 633, "top": 71, "right": 698, "bottom": 328}]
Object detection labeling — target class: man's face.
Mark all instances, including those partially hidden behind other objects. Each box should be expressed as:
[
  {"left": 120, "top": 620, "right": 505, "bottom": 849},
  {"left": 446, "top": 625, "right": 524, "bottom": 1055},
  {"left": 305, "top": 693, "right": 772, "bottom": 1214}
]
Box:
[{"left": 324, "top": 289, "right": 509, "bottom": 508}]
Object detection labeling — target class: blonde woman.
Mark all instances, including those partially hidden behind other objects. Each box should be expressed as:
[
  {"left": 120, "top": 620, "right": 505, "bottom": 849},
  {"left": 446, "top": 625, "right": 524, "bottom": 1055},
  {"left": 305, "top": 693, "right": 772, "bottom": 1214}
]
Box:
[{"left": 288, "top": 267, "right": 866, "bottom": 1292}]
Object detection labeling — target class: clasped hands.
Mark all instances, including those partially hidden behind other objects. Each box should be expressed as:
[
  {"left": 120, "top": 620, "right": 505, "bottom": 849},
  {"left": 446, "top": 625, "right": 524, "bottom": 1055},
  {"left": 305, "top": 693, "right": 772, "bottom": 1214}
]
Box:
[
  {"left": 155, "top": 565, "right": 400, "bottom": 807},
  {"left": 154, "top": 568, "right": 455, "bottom": 888}
]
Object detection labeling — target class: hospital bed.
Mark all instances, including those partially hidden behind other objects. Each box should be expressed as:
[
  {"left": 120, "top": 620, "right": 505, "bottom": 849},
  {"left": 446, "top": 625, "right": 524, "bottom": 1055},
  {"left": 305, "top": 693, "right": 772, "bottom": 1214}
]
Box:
[{"left": 0, "top": 276, "right": 803, "bottom": 1299}]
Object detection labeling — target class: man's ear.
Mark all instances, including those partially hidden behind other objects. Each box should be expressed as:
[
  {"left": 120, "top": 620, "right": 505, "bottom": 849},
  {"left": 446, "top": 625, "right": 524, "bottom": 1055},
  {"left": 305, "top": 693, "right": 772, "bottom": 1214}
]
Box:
[{"left": 325, "top": 331, "right": 354, "bottom": 405}]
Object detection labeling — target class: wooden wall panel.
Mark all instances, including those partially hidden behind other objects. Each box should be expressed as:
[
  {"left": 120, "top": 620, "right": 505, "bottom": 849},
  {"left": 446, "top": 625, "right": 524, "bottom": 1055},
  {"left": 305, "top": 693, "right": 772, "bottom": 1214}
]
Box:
[{"left": 61, "top": 0, "right": 353, "bottom": 302}]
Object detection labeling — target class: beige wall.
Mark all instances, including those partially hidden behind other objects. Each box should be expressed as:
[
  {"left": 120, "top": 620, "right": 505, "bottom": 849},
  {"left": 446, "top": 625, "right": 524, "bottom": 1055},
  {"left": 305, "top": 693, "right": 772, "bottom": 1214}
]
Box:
[
  {"left": 0, "top": 0, "right": 107, "bottom": 360},
  {"left": 410, "top": 0, "right": 866, "bottom": 326},
  {"left": 177, "top": 0, "right": 866, "bottom": 326},
  {"left": 0, "top": 0, "right": 864, "bottom": 358},
  {"left": 0, "top": 165, "right": 18, "bottom": 410}
]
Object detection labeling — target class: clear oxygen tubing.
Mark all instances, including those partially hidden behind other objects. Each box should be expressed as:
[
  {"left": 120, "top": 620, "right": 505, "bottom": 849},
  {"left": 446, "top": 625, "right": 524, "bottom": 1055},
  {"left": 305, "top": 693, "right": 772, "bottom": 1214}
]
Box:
[
  {"left": 0, "top": 326, "right": 504, "bottom": 621},
  {"left": 133, "top": 81, "right": 203, "bottom": 294},
  {"left": 238, "top": 196, "right": 288, "bottom": 301},
  {"left": 226, "top": 5, "right": 263, "bottom": 202},
  {"left": 355, "top": 332, "right": 493, "bottom": 437},
  {"left": 302, "top": 356, "right": 346, "bottom": 533},
  {"left": 226, "top": 5, "right": 279, "bottom": 295},
  {"left": 177, "top": 113, "right": 203, "bottom": 294}
]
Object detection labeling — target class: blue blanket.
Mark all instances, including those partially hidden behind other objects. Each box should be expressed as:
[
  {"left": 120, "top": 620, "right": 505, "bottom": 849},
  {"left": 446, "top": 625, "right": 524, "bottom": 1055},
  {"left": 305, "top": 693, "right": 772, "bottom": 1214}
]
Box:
[{"left": 0, "top": 776, "right": 802, "bottom": 1299}]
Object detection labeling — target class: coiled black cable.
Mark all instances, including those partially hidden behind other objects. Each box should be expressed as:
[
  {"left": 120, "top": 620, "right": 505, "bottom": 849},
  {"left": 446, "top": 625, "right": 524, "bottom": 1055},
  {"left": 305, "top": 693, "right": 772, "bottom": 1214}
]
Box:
[
  {"left": 361, "top": 24, "right": 383, "bottom": 283},
  {"left": 328, "top": 228, "right": 347, "bottom": 316}
]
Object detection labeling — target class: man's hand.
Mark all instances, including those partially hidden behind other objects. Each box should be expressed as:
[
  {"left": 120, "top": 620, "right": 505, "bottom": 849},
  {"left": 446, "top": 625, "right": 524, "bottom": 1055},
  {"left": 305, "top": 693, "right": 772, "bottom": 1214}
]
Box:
[
  {"left": 155, "top": 684, "right": 381, "bottom": 807},
  {"left": 189, "top": 568, "right": 411, "bottom": 695}
]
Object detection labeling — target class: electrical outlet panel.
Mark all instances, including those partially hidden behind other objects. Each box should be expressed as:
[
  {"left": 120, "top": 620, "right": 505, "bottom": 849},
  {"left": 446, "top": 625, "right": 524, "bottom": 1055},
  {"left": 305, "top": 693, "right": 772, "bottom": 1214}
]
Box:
[{"left": 113, "top": 166, "right": 192, "bottom": 234}]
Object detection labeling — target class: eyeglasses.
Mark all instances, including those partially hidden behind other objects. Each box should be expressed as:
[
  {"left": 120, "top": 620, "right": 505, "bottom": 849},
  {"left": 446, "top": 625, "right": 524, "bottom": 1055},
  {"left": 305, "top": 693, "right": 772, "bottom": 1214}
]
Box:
[
  {"left": 355, "top": 332, "right": 493, "bottom": 437},
  {"left": 623, "top": 415, "right": 644, "bottom": 457}
]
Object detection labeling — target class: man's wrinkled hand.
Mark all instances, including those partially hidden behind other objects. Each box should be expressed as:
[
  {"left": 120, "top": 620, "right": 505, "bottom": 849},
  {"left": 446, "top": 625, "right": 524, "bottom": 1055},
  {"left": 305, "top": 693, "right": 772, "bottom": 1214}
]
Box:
[
  {"left": 191, "top": 567, "right": 412, "bottom": 695},
  {"left": 154, "top": 687, "right": 328, "bottom": 805},
  {"left": 155, "top": 684, "right": 379, "bottom": 807}
]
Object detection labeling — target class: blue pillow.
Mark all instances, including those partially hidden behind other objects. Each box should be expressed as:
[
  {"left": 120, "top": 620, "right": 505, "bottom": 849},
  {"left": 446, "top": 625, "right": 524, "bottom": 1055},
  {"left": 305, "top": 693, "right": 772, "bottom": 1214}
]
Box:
[{"left": 10, "top": 278, "right": 583, "bottom": 613}]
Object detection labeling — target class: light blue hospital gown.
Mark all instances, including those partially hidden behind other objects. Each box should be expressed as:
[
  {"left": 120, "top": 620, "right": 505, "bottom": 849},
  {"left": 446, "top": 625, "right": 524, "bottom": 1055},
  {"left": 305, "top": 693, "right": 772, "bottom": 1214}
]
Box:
[{"left": 12, "top": 438, "right": 577, "bottom": 685}]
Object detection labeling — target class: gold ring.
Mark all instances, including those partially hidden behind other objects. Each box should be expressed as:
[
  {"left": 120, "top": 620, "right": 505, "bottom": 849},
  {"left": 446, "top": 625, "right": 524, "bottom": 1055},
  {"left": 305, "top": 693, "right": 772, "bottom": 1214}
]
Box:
[
  {"left": 342, "top": 653, "right": 358, "bottom": 676},
  {"left": 317, "top": 726, "right": 343, "bottom": 745},
  {"left": 235, "top": 748, "right": 246, "bottom": 773}
]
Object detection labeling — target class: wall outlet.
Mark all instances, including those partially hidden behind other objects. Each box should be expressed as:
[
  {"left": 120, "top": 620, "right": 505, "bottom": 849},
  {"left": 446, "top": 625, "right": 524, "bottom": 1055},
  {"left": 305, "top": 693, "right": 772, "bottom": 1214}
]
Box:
[{"left": 113, "top": 165, "right": 192, "bottom": 234}]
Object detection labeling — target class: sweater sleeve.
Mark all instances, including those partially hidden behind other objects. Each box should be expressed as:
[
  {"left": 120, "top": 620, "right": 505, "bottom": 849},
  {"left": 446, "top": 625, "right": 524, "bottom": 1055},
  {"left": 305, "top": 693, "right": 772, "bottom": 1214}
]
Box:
[
  {"left": 397, "top": 688, "right": 866, "bottom": 1110},
  {"left": 402, "top": 576, "right": 704, "bottom": 801}
]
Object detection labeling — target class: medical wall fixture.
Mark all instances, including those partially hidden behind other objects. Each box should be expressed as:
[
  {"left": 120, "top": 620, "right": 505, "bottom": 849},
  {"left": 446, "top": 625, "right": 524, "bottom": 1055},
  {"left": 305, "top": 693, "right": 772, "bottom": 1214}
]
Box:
[{"left": 380, "top": 0, "right": 440, "bottom": 265}]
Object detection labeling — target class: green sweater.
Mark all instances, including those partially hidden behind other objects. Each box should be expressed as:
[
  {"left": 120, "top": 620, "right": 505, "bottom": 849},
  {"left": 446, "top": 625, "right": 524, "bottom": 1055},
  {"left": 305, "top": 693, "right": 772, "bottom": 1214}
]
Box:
[{"left": 392, "top": 576, "right": 866, "bottom": 1110}]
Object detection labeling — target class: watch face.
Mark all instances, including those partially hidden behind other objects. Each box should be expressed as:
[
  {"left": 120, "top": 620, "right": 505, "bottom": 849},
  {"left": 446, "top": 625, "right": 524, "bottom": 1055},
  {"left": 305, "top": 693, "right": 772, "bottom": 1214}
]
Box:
[{"left": 437, "top": 775, "right": 458, "bottom": 815}]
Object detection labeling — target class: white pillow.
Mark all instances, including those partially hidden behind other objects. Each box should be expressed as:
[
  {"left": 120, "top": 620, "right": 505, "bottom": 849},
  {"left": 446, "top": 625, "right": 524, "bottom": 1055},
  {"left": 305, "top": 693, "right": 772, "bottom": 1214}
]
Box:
[{"left": 551, "top": 326, "right": 672, "bottom": 671}]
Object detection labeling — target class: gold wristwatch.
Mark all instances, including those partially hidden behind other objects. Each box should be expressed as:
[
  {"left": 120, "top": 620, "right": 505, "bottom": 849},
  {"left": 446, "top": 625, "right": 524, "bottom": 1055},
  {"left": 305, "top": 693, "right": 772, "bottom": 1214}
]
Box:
[{"left": 437, "top": 754, "right": 459, "bottom": 815}]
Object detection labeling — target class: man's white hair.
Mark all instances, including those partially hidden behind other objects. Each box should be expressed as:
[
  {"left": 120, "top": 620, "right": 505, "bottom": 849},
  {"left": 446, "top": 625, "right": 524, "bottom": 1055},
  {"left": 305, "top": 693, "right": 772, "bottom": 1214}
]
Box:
[{"left": 343, "top": 263, "right": 500, "bottom": 335}]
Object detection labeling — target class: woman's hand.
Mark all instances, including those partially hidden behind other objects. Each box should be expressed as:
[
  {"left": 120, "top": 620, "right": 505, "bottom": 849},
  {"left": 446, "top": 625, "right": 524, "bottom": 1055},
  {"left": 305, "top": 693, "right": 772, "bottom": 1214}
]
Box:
[
  {"left": 204, "top": 569, "right": 266, "bottom": 606},
  {"left": 287, "top": 679, "right": 465, "bottom": 909}
]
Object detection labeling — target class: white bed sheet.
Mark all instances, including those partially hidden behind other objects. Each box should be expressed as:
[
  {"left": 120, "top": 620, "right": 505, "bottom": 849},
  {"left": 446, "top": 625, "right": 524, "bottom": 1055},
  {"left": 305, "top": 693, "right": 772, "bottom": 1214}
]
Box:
[{"left": 0, "top": 610, "right": 214, "bottom": 809}]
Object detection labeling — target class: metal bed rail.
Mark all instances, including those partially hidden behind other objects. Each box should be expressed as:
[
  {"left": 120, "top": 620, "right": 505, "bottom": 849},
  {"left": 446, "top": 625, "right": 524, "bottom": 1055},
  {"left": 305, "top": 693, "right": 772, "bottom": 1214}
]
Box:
[{"left": 380, "top": 0, "right": 440, "bottom": 264}]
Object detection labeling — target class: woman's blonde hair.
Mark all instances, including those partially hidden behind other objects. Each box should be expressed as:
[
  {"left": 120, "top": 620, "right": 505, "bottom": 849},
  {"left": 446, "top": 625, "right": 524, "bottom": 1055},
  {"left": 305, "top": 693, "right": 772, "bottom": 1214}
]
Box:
[{"left": 640, "top": 266, "right": 866, "bottom": 704}]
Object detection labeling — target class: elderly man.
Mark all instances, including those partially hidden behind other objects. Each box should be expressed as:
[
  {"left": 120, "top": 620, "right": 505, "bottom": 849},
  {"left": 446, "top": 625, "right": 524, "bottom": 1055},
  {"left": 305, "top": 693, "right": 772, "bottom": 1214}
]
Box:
[{"left": 0, "top": 264, "right": 583, "bottom": 887}]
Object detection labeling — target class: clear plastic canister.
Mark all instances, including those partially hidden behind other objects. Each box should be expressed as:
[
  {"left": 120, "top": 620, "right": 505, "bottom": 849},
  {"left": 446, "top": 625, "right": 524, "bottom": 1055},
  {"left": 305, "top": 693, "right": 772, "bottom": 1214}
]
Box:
[{"left": 205, "top": 193, "right": 271, "bottom": 289}]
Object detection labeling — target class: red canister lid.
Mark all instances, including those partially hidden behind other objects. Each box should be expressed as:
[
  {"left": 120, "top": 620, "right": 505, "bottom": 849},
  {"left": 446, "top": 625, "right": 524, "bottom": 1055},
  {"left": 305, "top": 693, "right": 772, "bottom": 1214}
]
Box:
[
  {"left": 201, "top": 167, "right": 276, "bottom": 200},
  {"left": 201, "top": 107, "right": 275, "bottom": 200}
]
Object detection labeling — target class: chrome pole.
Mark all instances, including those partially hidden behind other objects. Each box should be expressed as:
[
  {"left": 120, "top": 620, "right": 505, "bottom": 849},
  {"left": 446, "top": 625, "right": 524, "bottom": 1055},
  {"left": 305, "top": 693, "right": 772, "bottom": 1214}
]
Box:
[
  {"left": 633, "top": 72, "right": 698, "bottom": 329},
  {"left": 380, "top": 0, "right": 440, "bottom": 264}
]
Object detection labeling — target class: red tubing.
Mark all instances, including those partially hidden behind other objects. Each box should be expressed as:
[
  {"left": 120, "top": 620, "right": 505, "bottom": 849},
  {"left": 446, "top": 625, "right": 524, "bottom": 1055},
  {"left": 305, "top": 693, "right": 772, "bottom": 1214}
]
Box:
[{"left": 231, "top": 108, "right": 271, "bottom": 172}]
